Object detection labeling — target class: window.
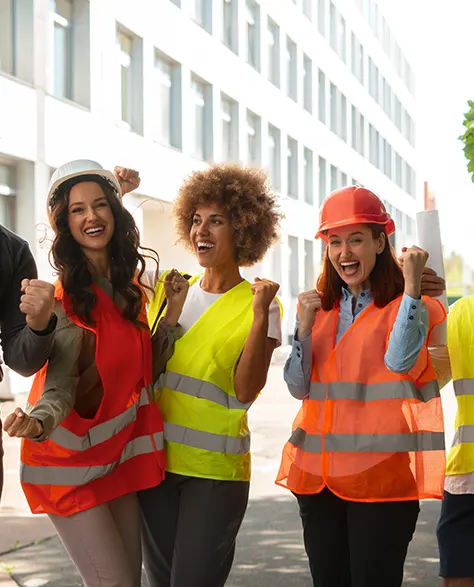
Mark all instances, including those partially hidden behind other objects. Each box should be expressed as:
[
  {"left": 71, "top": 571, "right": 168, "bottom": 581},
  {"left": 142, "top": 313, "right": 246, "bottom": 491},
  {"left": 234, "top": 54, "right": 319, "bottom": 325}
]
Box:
[
  {"left": 191, "top": 77, "right": 212, "bottom": 160},
  {"left": 268, "top": 124, "right": 281, "bottom": 190},
  {"left": 246, "top": 0, "right": 260, "bottom": 70},
  {"left": 395, "top": 152, "right": 402, "bottom": 187},
  {"left": 394, "top": 97, "right": 402, "bottom": 131},
  {"left": 318, "top": 69, "right": 326, "bottom": 124},
  {"left": 369, "top": 125, "right": 379, "bottom": 168},
  {"left": 289, "top": 236, "right": 299, "bottom": 297},
  {"left": 304, "top": 148, "right": 314, "bottom": 205},
  {"left": 341, "top": 94, "right": 347, "bottom": 142},
  {"left": 304, "top": 240, "right": 315, "bottom": 291},
  {"left": 303, "top": 0, "right": 313, "bottom": 20},
  {"left": 117, "top": 29, "right": 133, "bottom": 127},
  {"left": 247, "top": 110, "right": 261, "bottom": 166},
  {"left": 318, "top": 156, "right": 327, "bottom": 205},
  {"left": 339, "top": 16, "right": 347, "bottom": 63},
  {"left": 0, "top": 164, "right": 16, "bottom": 231},
  {"left": 286, "top": 36, "right": 297, "bottom": 101},
  {"left": 341, "top": 172, "right": 347, "bottom": 186},
  {"left": 267, "top": 18, "right": 280, "bottom": 87},
  {"left": 51, "top": 0, "right": 73, "bottom": 100},
  {"left": 329, "top": 2, "right": 337, "bottom": 53},
  {"left": 153, "top": 53, "right": 181, "bottom": 148},
  {"left": 383, "top": 139, "right": 392, "bottom": 179},
  {"left": 318, "top": 0, "right": 326, "bottom": 37},
  {"left": 190, "top": 0, "right": 212, "bottom": 32},
  {"left": 382, "top": 78, "right": 392, "bottom": 118},
  {"left": 351, "top": 34, "right": 364, "bottom": 84},
  {"left": 330, "top": 164, "right": 338, "bottom": 191},
  {"left": 330, "top": 83, "right": 337, "bottom": 135},
  {"left": 116, "top": 25, "right": 143, "bottom": 132},
  {"left": 221, "top": 95, "right": 238, "bottom": 162},
  {"left": 406, "top": 163, "right": 415, "bottom": 197},
  {"left": 223, "top": 0, "right": 237, "bottom": 53},
  {"left": 303, "top": 54, "right": 313, "bottom": 113},
  {"left": 368, "top": 58, "right": 379, "bottom": 103},
  {"left": 287, "top": 137, "right": 298, "bottom": 199}
]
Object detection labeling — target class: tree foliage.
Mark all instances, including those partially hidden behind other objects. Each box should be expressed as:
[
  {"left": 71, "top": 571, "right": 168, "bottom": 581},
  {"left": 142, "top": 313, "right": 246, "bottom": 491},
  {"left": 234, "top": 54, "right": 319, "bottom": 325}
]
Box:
[{"left": 460, "top": 100, "right": 474, "bottom": 182}]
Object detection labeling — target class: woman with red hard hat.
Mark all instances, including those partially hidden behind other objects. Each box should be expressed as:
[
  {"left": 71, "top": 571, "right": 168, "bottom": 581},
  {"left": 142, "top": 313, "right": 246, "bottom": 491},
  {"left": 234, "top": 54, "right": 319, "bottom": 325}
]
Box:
[{"left": 277, "top": 185, "right": 447, "bottom": 587}]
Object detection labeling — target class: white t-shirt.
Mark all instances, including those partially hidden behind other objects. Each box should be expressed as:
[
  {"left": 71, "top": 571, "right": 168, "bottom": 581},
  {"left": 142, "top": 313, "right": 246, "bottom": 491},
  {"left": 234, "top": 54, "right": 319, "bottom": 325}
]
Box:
[{"left": 143, "top": 269, "right": 282, "bottom": 345}]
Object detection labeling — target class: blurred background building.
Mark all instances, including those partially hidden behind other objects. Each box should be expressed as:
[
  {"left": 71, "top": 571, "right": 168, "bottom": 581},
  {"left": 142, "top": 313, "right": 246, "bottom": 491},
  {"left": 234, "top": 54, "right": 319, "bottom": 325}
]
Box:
[{"left": 0, "top": 0, "right": 419, "bottom": 346}]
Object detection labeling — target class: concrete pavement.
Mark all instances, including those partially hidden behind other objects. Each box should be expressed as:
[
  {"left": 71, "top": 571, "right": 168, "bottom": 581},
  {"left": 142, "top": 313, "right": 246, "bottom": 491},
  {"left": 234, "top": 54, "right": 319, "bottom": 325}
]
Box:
[{"left": 0, "top": 365, "right": 456, "bottom": 586}]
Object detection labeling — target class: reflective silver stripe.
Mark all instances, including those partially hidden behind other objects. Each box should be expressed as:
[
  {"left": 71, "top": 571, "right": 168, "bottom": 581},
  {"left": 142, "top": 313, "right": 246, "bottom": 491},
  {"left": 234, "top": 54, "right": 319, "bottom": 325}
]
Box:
[
  {"left": 309, "top": 381, "right": 439, "bottom": 403},
  {"left": 325, "top": 432, "right": 445, "bottom": 452},
  {"left": 20, "top": 432, "right": 163, "bottom": 486},
  {"left": 452, "top": 425, "right": 474, "bottom": 446},
  {"left": 309, "top": 382, "right": 326, "bottom": 400},
  {"left": 47, "top": 387, "right": 151, "bottom": 451},
  {"left": 288, "top": 427, "right": 444, "bottom": 453},
  {"left": 164, "top": 422, "right": 250, "bottom": 455},
  {"left": 454, "top": 379, "right": 474, "bottom": 397},
  {"left": 157, "top": 372, "right": 252, "bottom": 411},
  {"left": 289, "top": 427, "right": 322, "bottom": 453}
]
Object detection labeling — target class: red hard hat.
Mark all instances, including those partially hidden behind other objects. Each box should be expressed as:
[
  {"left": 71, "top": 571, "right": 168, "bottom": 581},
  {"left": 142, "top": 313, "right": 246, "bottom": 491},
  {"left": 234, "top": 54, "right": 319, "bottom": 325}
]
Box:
[{"left": 315, "top": 186, "right": 395, "bottom": 242}]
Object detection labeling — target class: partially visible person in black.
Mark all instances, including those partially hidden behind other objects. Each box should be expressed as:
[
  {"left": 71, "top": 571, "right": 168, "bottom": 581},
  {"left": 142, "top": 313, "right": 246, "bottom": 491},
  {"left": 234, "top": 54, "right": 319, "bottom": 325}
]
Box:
[{"left": 0, "top": 225, "right": 57, "bottom": 502}]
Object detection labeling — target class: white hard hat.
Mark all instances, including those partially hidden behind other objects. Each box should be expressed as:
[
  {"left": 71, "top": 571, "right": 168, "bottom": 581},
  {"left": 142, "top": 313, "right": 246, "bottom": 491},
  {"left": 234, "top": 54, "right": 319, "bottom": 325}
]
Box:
[{"left": 47, "top": 160, "right": 121, "bottom": 204}]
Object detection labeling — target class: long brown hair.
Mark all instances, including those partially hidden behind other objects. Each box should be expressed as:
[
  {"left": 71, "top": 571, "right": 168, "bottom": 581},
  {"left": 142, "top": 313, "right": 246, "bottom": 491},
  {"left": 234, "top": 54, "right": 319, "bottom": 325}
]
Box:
[
  {"left": 48, "top": 181, "right": 158, "bottom": 326},
  {"left": 317, "top": 224, "right": 404, "bottom": 310}
]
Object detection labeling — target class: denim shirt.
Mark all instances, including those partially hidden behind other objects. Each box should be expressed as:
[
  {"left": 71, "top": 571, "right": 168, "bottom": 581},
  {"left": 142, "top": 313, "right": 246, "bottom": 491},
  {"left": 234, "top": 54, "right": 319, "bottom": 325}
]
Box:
[{"left": 284, "top": 290, "right": 428, "bottom": 400}]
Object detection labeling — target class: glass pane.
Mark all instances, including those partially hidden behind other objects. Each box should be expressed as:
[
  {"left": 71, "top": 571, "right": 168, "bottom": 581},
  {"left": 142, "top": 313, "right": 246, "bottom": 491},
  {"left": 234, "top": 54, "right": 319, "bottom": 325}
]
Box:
[{"left": 54, "top": 22, "right": 70, "bottom": 98}]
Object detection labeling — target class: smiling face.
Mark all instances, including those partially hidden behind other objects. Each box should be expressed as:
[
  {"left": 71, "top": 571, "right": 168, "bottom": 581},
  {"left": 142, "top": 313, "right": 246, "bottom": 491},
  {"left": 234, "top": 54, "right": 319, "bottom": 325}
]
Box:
[
  {"left": 327, "top": 223, "right": 386, "bottom": 289},
  {"left": 67, "top": 181, "right": 115, "bottom": 254},
  {"left": 189, "top": 205, "right": 237, "bottom": 269}
]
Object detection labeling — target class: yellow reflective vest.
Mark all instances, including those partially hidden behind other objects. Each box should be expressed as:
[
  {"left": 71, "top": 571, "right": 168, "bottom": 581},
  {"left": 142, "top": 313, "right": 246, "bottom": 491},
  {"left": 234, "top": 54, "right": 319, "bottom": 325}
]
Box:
[
  {"left": 148, "top": 271, "right": 279, "bottom": 482},
  {"left": 447, "top": 296, "right": 474, "bottom": 476}
]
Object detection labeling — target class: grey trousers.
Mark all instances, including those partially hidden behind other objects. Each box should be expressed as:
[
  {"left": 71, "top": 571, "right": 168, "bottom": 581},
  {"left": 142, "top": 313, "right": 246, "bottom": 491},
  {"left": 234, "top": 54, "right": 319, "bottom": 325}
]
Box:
[
  {"left": 138, "top": 472, "right": 250, "bottom": 587},
  {"left": 49, "top": 492, "right": 142, "bottom": 587}
]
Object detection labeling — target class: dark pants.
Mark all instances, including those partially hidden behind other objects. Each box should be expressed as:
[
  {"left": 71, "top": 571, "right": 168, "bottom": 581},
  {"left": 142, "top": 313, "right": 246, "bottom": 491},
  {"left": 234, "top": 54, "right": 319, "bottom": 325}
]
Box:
[
  {"left": 138, "top": 472, "right": 250, "bottom": 587},
  {"left": 295, "top": 487, "right": 420, "bottom": 587}
]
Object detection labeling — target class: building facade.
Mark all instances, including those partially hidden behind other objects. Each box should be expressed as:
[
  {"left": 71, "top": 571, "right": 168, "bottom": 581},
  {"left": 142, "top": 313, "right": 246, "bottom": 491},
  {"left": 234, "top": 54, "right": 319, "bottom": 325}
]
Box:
[{"left": 0, "top": 0, "right": 419, "bottom": 344}]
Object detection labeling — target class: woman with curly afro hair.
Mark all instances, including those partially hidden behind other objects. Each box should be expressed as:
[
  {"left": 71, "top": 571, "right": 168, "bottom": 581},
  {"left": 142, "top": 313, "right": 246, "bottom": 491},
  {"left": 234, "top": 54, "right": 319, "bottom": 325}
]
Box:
[{"left": 139, "top": 163, "right": 283, "bottom": 587}]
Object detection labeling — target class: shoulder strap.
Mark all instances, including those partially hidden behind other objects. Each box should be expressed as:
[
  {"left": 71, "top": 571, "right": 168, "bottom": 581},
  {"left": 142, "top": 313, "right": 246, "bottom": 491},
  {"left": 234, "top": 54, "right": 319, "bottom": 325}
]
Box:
[{"left": 150, "top": 273, "right": 192, "bottom": 336}]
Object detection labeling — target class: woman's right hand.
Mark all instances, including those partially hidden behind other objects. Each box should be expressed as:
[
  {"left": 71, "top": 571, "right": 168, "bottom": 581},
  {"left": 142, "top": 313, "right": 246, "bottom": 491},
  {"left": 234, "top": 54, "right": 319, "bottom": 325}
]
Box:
[
  {"left": 297, "top": 290, "right": 322, "bottom": 340},
  {"left": 163, "top": 269, "right": 189, "bottom": 326},
  {"left": 4, "top": 408, "right": 43, "bottom": 439}
]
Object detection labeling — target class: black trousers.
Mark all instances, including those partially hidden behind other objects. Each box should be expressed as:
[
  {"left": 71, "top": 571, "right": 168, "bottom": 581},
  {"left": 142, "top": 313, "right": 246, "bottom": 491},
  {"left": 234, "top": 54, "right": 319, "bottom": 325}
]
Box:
[
  {"left": 138, "top": 472, "right": 250, "bottom": 587},
  {"left": 295, "top": 487, "right": 420, "bottom": 587}
]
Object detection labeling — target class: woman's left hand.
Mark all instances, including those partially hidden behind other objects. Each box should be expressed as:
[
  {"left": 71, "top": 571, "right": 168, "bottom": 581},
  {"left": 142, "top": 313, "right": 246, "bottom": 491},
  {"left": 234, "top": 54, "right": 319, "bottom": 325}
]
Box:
[
  {"left": 399, "top": 246, "right": 429, "bottom": 299},
  {"left": 114, "top": 167, "right": 141, "bottom": 195}
]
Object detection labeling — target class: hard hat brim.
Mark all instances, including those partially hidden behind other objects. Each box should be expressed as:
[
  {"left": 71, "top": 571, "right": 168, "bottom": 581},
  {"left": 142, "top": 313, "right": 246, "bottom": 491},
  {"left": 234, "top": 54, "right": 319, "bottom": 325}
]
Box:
[
  {"left": 47, "top": 168, "right": 121, "bottom": 204},
  {"left": 316, "top": 217, "right": 396, "bottom": 241}
]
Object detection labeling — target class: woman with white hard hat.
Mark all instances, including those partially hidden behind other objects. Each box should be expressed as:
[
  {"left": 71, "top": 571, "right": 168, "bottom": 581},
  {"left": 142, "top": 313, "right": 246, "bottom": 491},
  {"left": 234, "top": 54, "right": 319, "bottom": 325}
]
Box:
[
  {"left": 277, "top": 185, "right": 447, "bottom": 587},
  {"left": 4, "top": 160, "right": 182, "bottom": 587}
]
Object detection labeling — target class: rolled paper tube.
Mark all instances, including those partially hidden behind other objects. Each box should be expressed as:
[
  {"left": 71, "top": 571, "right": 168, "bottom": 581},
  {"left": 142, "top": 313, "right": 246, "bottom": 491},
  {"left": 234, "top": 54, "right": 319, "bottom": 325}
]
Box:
[{"left": 416, "top": 210, "right": 447, "bottom": 346}]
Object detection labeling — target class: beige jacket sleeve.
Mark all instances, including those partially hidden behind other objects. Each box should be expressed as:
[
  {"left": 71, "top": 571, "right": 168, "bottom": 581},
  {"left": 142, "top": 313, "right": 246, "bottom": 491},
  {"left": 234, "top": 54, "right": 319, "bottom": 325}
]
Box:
[
  {"left": 27, "top": 301, "right": 83, "bottom": 441},
  {"left": 152, "top": 318, "right": 183, "bottom": 384}
]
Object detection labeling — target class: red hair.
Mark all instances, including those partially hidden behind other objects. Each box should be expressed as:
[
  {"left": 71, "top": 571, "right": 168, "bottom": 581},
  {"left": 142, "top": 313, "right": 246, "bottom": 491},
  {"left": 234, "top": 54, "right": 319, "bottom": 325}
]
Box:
[{"left": 317, "top": 225, "right": 405, "bottom": 310}]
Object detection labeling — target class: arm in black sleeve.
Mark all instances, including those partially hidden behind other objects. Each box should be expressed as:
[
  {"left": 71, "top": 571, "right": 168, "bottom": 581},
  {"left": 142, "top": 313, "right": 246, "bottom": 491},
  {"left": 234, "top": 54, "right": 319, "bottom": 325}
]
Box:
[{"left": 0, "top": 235, "right": 56, "bottom": 377}]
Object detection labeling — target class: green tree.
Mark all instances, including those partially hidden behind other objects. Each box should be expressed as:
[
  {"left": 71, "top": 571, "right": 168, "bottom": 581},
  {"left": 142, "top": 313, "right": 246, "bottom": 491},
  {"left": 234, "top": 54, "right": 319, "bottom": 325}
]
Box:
[{"left": 460, "top": 100, "right": 474, "bottom": 181}]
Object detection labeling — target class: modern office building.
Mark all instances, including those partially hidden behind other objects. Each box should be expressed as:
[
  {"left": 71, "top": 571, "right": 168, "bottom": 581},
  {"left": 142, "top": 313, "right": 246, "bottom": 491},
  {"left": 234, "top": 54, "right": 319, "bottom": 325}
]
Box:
[{"left": 0, "top": 0, "right": 419, "bottom": 345}]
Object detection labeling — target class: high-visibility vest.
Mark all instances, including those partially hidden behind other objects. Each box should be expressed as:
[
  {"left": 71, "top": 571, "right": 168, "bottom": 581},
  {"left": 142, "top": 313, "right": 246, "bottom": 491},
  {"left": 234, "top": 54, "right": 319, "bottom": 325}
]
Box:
[
  {"left": 21, "top": 281, "right": 165, "bottom": 516},
  {"left": 149, "top": 272, "right": 281, "bottom": 482},
  {"left": 446, "top": 296, "right": 474, "bottom": 476},
  {"left": 276, "top": 295, "right": 447, "bottom": 501}
]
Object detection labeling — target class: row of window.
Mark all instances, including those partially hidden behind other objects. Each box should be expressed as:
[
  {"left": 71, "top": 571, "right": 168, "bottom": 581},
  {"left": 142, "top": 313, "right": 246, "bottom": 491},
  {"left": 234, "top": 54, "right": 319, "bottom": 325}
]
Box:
[
  {"left": 354, "top": 0, "right": 415, "bottom": 94},
  {"left": 169, "top": 0, "right": 415, "bottom": 147}
]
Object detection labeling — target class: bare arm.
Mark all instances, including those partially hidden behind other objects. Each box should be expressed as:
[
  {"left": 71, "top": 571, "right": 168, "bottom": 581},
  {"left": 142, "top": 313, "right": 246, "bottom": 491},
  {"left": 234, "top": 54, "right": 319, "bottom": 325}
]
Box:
[{"left": 234, "top": 278, "right": 280, "bottom": 404}]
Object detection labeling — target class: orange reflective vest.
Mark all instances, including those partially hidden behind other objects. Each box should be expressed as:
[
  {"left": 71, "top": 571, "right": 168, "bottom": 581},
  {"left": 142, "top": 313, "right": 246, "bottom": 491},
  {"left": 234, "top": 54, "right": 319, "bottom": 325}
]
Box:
[
  {"left": 21, "top": 282, "right": 165, "bottom": 515},
  {"left": 276, "top": 295, "right": 447, "bottom": 502}
]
